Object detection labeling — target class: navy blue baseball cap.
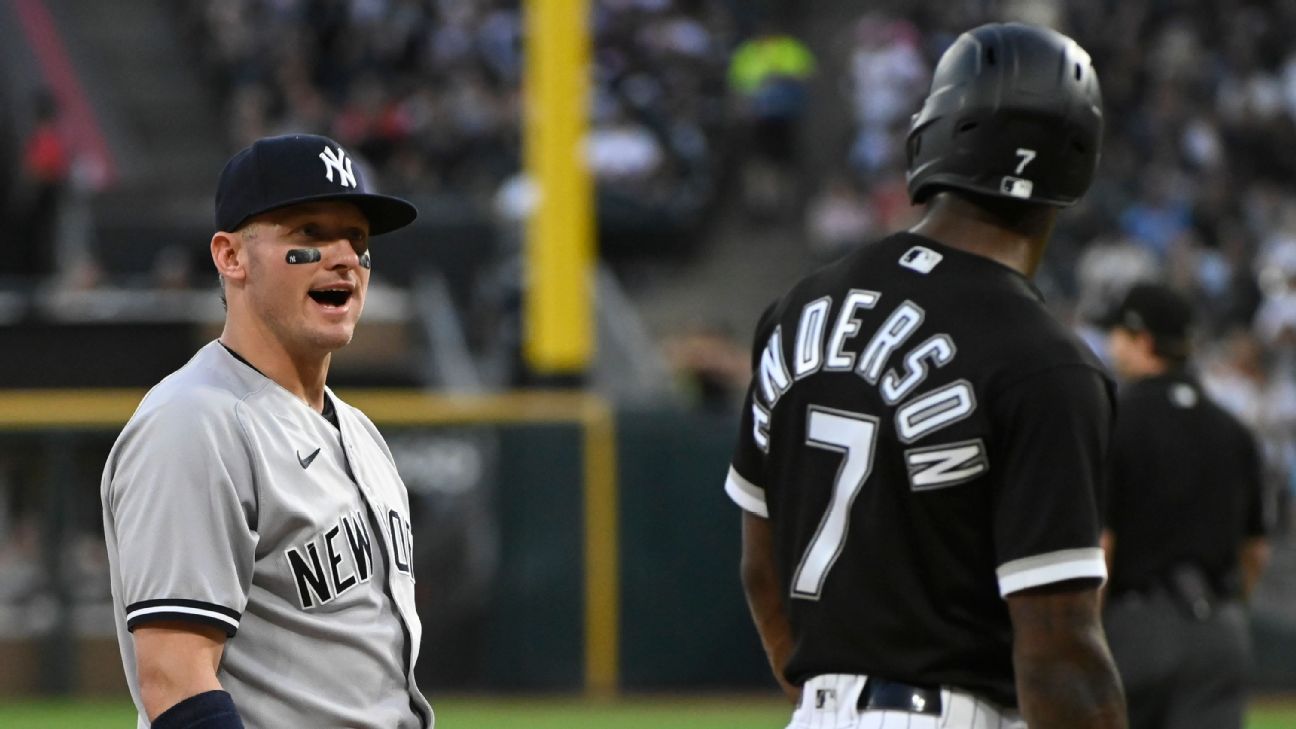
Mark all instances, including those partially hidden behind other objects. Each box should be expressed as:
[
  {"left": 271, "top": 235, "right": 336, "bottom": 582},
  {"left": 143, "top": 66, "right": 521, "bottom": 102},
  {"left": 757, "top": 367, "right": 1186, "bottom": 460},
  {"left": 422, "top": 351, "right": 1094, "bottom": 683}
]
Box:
[
  {"left": 215, "top": 134, "right": 417, "bottom": 235},
  {"left": 1101, "top": 283, "right": 1192, "bottom": 338},
  {"left": 1100, "top": 282, "right": 1194, "bottom": 358}
]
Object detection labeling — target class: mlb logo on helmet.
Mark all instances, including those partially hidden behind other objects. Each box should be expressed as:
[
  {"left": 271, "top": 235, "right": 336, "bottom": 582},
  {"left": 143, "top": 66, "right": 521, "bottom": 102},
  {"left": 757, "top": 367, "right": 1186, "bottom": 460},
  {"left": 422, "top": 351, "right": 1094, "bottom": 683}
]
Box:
[{"left": 1000, "top": 176, "right": 1034, "bottom": 199}]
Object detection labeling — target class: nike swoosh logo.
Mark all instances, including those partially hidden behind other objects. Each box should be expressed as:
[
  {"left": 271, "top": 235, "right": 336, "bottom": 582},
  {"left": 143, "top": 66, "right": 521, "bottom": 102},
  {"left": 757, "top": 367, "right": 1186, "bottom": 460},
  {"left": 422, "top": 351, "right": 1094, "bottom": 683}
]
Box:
[{"left": 297, "top": 448, "right": 321, "bottom": 469}]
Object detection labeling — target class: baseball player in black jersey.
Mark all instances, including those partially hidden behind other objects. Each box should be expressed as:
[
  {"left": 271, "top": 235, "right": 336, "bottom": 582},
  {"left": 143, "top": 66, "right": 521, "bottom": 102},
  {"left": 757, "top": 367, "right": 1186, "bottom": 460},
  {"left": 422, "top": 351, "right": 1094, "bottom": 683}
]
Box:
[
  {"left": 1100, "top": 283, "right": 1270, "bottom": 729},
  {"left": 726, "top": 23, "right": 1127, "bottom": 729}
]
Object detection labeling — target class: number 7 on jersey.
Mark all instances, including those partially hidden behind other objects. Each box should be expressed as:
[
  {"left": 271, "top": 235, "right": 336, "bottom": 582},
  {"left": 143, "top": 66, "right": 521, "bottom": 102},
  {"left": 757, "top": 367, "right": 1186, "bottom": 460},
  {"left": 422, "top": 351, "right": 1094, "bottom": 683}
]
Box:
[{"left": 791, "top": 406, "right": 880, "bottom": 599}]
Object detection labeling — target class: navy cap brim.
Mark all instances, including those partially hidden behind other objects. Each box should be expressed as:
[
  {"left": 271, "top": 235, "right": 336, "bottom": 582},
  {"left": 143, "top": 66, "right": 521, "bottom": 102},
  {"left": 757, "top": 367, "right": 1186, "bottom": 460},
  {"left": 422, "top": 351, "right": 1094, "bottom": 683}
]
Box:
[{"left": 230, "top": 191, "right": 417, "bottom": 236}]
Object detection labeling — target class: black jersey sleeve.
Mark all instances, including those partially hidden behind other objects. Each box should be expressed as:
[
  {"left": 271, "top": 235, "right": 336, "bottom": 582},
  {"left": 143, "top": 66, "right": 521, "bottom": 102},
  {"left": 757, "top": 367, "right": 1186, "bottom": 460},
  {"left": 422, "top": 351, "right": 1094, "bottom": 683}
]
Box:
[
  {"left": 988, "top": 364, "right": 1112, "bottom": 596},
  {"left": 724, "top": 302, "right": 781, "bottom": 518},
  {"left": 726, "top": 384, "right": 769, "bottom": 516}
]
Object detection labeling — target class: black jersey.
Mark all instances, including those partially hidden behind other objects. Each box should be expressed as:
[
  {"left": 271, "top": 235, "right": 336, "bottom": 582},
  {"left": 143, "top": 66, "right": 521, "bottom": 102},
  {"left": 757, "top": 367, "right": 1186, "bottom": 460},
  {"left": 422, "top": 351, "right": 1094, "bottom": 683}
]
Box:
[
  {"left": 1105, "top": 372, "right": 1267, "bottom": 597},
  {"left": 725, "top": 233, "right": 1114, "bottom": 708}
]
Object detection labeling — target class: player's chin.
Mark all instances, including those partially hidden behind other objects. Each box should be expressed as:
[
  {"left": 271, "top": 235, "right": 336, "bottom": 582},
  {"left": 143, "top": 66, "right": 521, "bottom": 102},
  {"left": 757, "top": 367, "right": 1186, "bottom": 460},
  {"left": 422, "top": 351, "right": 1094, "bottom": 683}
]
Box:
[
  {"left": 307, "top": 322, "right": 357, "bottom": 352},
  {"left": 302, "top": 299, "right": 362, "bottom": 350}
]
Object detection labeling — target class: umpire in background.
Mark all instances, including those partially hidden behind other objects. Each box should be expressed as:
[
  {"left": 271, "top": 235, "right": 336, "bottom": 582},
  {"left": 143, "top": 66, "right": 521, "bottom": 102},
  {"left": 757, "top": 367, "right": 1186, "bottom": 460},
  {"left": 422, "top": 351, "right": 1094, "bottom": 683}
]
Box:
[{"left": 1101, "top": 282, "right": 1271, "bottom": 729}]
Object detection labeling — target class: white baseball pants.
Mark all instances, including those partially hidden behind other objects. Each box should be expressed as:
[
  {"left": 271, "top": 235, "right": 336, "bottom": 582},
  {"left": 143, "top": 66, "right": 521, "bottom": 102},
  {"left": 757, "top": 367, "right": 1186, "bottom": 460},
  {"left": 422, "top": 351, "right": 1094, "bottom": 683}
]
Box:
[{"left": 786, "top": 674, "right": 1026, "bottom": 729}]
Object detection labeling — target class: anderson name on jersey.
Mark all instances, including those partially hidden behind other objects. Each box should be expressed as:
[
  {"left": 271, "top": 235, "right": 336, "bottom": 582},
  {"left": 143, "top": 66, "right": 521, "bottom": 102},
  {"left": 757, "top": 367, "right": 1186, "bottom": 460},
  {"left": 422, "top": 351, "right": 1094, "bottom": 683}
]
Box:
[{"left": 725, "top": 233, "right": 1113, "bottom": 708}]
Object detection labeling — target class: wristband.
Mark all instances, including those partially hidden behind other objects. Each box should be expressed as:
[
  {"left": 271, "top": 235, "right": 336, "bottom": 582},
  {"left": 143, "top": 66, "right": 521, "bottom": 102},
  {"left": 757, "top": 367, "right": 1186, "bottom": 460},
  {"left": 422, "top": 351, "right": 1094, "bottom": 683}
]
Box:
[{"left": 151, "top": 689, "right": 245, "bottom": 729}]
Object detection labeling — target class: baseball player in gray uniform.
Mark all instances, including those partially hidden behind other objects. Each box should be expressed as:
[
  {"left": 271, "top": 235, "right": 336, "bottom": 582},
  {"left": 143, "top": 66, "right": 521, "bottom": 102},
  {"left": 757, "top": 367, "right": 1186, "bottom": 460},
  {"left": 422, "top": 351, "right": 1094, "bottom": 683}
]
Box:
[{"left": 101, "top": 134, "right": 432, "bottom": 728}]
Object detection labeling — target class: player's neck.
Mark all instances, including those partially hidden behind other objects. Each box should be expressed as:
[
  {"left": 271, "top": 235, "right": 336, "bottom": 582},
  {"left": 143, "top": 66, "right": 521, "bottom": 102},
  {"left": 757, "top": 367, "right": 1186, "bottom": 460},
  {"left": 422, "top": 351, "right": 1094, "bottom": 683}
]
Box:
[
  {"left": 908, "top": 192, "right": 1056, "bottom": 277},
  {"left": 219, "top": 326, "right": 332, "bottom": 412}
]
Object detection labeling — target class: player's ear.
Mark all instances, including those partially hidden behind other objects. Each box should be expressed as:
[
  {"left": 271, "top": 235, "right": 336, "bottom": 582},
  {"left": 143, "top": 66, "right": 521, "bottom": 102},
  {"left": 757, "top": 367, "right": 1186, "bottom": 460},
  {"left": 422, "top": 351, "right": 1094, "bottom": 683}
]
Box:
[
  {"left": 211, "top": 230, "right": 247, "bottom": 283},
  {"left": 1135, "top": 330, "right": 1157, "bottom": 355}
]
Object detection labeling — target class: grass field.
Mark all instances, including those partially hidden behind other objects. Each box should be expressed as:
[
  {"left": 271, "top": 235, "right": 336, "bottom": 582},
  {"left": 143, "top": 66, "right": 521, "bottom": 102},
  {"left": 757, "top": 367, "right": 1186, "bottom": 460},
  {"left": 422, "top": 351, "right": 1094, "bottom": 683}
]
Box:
[{"left": 0, "top": 696, "right": 1294, "bottom": 728}]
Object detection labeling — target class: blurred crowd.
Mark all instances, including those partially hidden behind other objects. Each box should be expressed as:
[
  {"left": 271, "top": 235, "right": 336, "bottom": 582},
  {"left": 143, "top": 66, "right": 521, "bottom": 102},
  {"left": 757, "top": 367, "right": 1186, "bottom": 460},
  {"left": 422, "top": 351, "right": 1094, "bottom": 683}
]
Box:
[
  {"left": 174, "top": 0, "right": 1296, "bottom": 513},
  {"left": 2, "top": 0, "right": 1292, "bottom": 511},
  {"left": 179, "top": 0, "right": 747, "bottom": 255}
]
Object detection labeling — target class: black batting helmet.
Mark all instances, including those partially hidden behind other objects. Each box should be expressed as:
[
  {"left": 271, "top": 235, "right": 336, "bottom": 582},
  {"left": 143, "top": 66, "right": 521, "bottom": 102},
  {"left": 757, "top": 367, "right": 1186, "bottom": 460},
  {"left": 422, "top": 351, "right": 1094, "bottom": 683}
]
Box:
[{"left": 905, "top": 22, "right": 1103, "bottom": 207}]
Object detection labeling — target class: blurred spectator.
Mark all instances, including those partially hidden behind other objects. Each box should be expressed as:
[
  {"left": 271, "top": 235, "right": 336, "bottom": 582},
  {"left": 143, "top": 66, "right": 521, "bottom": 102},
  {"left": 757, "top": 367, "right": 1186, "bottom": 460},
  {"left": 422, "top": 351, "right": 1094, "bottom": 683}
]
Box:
[
  {"left": 804, "top": 173, "right": 874, "bottom": 259},
  {"left": 1202, "top": 329, "right": 1296, "bottom": 532},
  {"left": 3, "top": 91, "right": 69, "bottom": 280},
  {"left": 587, "top": 101, "right": 664, "bottom": 184},
  {"left": 727, "top": 23, "right": 815, "bottom": 218},
  {"left": 1255, "top": 221, "right": 1296, "bottom": 349},
  {"left": 1118, "top": 168, "right": 1195, "bottom": 261},
  {"left": 842, "top": 14, "right": 926, "bottom": 176},
  {"left": 862, "top": 162, "right": 919, "bottom": 232},
  {"left": 661, "top": 325, "right": 749, "bottom": 412},
  {"left": 1254, "top": 276, "right": 1296, "bottom": 351},
  {"left": 185, "top": 0, "right": 738, "bottom": 254}
]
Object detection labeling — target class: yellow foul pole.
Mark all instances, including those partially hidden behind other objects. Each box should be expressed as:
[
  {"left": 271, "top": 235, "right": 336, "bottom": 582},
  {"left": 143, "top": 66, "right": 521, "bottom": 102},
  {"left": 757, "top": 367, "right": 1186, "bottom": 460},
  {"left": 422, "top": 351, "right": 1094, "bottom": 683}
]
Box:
[
  {"left": 524, "top": 0, "right": 595, "bottom": 375},
  {"left": 524, "top": 0, "right": 617, "bottom": 699}
]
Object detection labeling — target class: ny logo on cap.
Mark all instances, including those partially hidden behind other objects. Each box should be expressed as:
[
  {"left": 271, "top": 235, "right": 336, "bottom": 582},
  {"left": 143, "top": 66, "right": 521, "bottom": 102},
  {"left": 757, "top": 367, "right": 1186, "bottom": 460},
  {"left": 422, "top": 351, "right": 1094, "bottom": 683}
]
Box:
[{"left": 319, "top": 145, "right": 357, "bottom": 188}]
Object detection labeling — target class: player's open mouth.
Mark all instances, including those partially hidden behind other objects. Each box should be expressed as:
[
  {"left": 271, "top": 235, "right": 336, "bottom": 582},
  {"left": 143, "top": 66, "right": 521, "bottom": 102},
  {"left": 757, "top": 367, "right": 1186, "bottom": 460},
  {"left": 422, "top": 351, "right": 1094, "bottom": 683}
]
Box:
[{"left": 308, "top": 289, "right": 352, "bottom": 308}]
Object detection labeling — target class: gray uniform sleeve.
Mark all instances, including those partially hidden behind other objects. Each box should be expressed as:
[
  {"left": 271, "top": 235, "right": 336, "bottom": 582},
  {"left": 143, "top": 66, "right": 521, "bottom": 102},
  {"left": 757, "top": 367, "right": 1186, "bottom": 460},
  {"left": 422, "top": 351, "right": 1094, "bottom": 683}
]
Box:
[{"left": 105, "top": 393, "right": 259, "bottom": 636}]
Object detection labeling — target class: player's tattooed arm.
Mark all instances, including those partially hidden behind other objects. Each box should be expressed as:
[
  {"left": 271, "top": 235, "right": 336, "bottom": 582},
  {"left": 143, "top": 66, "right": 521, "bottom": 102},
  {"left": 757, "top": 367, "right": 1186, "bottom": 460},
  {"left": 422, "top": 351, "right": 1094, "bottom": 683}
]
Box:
[
  {"left": 1007, "top": 582, "right": 1128, "bottom": 729},
  {"left": 739, "top": 511, "right": 801, "bottom": 704}
]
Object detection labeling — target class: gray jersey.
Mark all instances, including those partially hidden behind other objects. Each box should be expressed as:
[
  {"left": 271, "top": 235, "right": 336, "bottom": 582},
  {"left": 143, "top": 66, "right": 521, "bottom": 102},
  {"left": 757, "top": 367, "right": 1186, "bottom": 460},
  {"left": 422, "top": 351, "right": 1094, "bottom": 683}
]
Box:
[{"left": 101, "top": 341, "right": 433, "bottom": 728}]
